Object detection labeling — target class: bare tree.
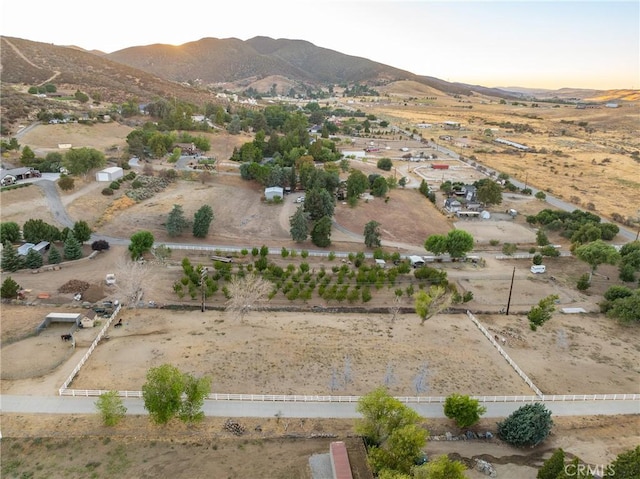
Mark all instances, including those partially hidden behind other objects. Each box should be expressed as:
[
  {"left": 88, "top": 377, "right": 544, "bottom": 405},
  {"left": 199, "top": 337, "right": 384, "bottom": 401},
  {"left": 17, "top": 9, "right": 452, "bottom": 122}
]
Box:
[
  {"left": 225, "top": 274, "right": 272, "bottom": 322},
  {"left": 113, "top": 257, "right": 158, "bottom": 307}
]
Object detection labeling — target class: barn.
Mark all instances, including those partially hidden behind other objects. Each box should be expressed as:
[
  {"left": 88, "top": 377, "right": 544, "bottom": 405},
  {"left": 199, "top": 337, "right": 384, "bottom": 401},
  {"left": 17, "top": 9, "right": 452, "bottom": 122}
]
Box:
[
  {"left": 264, "top": 186, "right": 284, "bottom": 201},
  {"left": 96, "top": 166, "right": 124, "bottom": 182}
]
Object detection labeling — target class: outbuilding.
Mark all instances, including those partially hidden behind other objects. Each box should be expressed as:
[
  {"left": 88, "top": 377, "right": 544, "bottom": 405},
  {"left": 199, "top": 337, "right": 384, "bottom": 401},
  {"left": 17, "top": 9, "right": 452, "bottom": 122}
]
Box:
[
  {"left": 96, "top": 166, "right": 124, "bottom": 182},
  {"left": 264, "top": 186, "right": 284, "bottom": 201}
]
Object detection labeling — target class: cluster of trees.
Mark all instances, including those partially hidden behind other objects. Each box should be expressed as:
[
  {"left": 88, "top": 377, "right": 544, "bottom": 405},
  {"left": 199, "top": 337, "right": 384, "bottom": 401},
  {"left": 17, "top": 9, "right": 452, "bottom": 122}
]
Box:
[
  {"left": 19, "top": 146, "right": 107, "bottom": 176},
  {"left": 526, "top": 209, "right": 619, "bottom": 245},
  {"left": 95, "top": 364, "right": 210, "bottom": 426},
  {"left": 165, "top": 204, "right": 215, "bottom": 238},
  {"left": 600, "top": 285, "right": 640, "bottom": 323},
  {"left": 126, "top": 126, "right": 211, "bottom": 159},
  {"left": 424, "top": 230, "right": 475, "bottom": 259},
  {"left": 0, "top": 219, "right": 94, "bottom": 272}
]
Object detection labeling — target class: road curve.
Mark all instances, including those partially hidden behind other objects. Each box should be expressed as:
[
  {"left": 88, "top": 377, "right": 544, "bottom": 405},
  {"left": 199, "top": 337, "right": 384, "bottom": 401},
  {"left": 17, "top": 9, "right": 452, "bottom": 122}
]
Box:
[{"left": 1, "top": 395, "right": 637, "bottom": 419}]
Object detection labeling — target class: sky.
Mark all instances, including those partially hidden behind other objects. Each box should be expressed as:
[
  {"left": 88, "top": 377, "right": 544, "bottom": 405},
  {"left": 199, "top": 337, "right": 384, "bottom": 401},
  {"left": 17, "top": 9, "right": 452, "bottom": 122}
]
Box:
[{"left": 1, "top": 0, "right": 638, "bottom": 90}]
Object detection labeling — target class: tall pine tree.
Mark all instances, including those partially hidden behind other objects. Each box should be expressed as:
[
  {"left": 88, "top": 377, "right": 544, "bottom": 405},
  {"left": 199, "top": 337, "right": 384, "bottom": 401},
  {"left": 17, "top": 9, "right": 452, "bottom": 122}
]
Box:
[
  {"left": 63, "top": 232, "right": 83, "bottom": 260},
  {"left": 192, "top": 205, "right": 214, "bottom": 238},
  {"left": 25, "top": 248, "right": 43, "bottom": 269},
  {"left": 1, "top": 241, "right": 23, "bottom": 272},
  {"left": 166, "top": 204, "right": 189, "bottom": 237},
  {"left": 48, "top": 245, "right": 62, "bottom": 264},
  {"left": 289, "top": 206, "right": 308, "bottom": 243}
]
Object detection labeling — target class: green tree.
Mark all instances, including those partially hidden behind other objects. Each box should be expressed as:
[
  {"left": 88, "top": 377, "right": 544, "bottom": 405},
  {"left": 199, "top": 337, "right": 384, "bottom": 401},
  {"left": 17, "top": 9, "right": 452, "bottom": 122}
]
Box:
[
  {"left": 575, "top": 240, "right": 620, "bottom": 283},
  {"left": 377, "top": 157, "right": 393, "bottom": 171},
  {"left": 604, "top": 445, "right": 640, "bottom": 479},
  {"left": 399, "top": 177, "right": 407, "bottom": 188},
  {"left": 445, "top": 230, "right": 475, "bottom": 258},
  {"left": 74, "top": 89, "right": 89, "bottom": 103},
  {"left": 497, "top": 403, "right": 553, "bottom": 447},
  {"left": 364, "top": 220, "right": 382, "bottom": 248},
  {"left": 537, "top": 448, "right": 565, "bottom": 479},
  {"left": 476, "top": 180, "right": 503, "bottom": 205},
  {"left": 289, "top": 206, "right": 309, "bottom": 243},
  {"left": 129, "top": 231, "right": 155, "bottom": 260},
  {"left": 371, "top": 176, "right": 389, "bottom": 197},
  {"left": 0, "top": 222, "right": 21, "bottom": 244},
  {"left": 356, "top": 388, "right": 428, "bottom": 475},
  {"left": 63, "top": 231, "right": 83, "bottom": 260},
  {"left": 536, "top": 228, "right": 549, "bottom": 246},
  {"left": 95, "top": 390, "right": 127, "bottom": 426},
  {"left": 535, "top": 191, "right": 547, "bottom": 200},
  {"left": 607, "top": 291, "right": 640, "bottom": 323},
  {"left": 0, "top": 276, "right": 21, "bottom": 299},
  {"left": 166, "top": 204, "right": 189, "bottom": 237},
  {"left": 304, "top": 187, "right": 335, "bottom": 221},
  {"left": 424, "top": 234, "right": 448, "bottom": 256},
  {"left": 192, "top": 205, "right": 214, "bottom": 238},
  {"left": 527, "top": 294, "right": 559, "bottom": 331},
  {"left": 346, "top": 169, "right": 369, "bottom": 201},
  {"left": 142, "top": 364, "right": 186, "bottom": 425},
  {"left": 22, "top": 219, "right": 60, "bottom": 243},
  {"left": 179, "top": 374, "right": 212, "bottom": 423},
  {"left": 63, "top": 147, "right": 106, "bottom": 176},
  {"left": 415, "top": 286, "right": 451, "bottom": 325},
  {"left": 443, "top": 394, "right": 486, "bottom": 429},
  {"left": 25, "top": 248, "right": 43, "bottom": 269},
  {"left": 20, "top": 145, "right": 35, "bottom": 163},
  {"left": 48, "top": 245, "right": 61, "bottom": 264},
  {"left": 73, "top": 220, "right": 92, "bottom": 243},
  {"left": 311, "top": 216, "right": 332, "bottom": 247},
  {"left": 618, "top": 241, "right": 640, "bottom": 283},
  {"left": 1, "top": 241, "right": 23, "bottom": 272},
  {"left": 413, "top": 454, "right": 466, "bottom": 479}
]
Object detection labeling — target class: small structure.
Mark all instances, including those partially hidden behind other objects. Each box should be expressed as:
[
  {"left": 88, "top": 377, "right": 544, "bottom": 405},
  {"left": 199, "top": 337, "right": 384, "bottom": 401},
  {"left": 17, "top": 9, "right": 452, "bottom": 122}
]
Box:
[
  {"left": 494, "top": 138, "right": 530, "bottom": 151},
  {"left": 444, "top": 198, "right": 462, "bottom": 213},
  {"left": 105, "top": 273, "right": 116, "bottom": 285},
  {"left": 32, "top": 241, "right": 50, "bottom": 255},
  {"left": 17, "top": 243, "right": 36, "bottom": 256},
  {"left": 375, "top": 259, "right": 386, "bottom": 268},
  {"left": 96, "top": 166, "right": 124, "bottom": 182},
  {"left": 1, "top": 174, "right": 16, "bottom": 186},
  {"left": 409, "top": 255, "right": 425, "bottom": 268},
  {"left": 264, "top": 186, "right": 284, "bottom": 201},
  {"left": 37, "top": 312, "right": 83, "bottom": 333},
  {"left": 330, "top": 441, "right": 354, "bottom": 479}
]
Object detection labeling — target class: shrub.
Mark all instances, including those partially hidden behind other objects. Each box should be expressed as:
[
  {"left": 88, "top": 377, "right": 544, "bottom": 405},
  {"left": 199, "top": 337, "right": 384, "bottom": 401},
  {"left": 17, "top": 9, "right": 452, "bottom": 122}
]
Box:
[
  {"left": 532, "top": 253, "right": 543, "bottom": 265},
  {"left": 576, "top": 273, "right": 591, "bottom": 291},
  {"left": 109, "top": 181, "right": 120, "bottom": 190},
  {"left": 131, "top": 180, "right": 143, "bottom": 189},
  {"left": 101, "top": 187, "right": 114, "bottom": 196},
  {"left": 497, "top": 403, "right": 553, "bottom": 447},
  {"left": 502, "top": 243, "right": 517, "bottom": 255},
  {"left": 58, "top": 176, "right": 75, "bottom": 191},
  {"left": 489, "top": 239, "right": 500, "bottom": 246}
]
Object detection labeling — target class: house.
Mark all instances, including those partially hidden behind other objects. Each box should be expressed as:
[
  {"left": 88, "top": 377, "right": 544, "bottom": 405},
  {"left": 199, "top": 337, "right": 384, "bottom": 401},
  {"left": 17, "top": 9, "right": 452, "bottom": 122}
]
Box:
[
  {"left": 96, "top": 167, "right": 124, "bottom": 182},
  {"left": 444, "top": 198, "right": 462, "bottom": 213},
  {"left": 443, "top": 121, "right": 460, "bottom": 129},
  {"left": 175, "top": 142, "right": 198, "bottom": 155},
  {"left": 264, "top": 186, "right": 284, "bottom": 201},
  {"left": 0, "top": 167, "right": 40, "bottom": 181}
]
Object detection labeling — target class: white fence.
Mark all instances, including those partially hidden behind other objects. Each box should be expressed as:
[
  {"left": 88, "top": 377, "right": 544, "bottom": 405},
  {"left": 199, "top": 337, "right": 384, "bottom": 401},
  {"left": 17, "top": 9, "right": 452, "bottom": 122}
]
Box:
[
  {"left": 58, "top": 388, "right": 640, "bottom": 403},
  {"left": 58, "top": 304, "right": 122, "bottom": 394},
  {"left": 466, "top": 310, "right": 544, "bottom": 397}
]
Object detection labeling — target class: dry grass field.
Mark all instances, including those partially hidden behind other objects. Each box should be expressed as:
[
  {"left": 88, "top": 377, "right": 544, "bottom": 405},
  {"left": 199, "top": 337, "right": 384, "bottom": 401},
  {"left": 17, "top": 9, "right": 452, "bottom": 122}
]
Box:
[
  {"left": 1, "top": 93, "right": 638, "bottom": 478},
  {"left": 363, "top": 81, "right": 640, "bottom": 224}
]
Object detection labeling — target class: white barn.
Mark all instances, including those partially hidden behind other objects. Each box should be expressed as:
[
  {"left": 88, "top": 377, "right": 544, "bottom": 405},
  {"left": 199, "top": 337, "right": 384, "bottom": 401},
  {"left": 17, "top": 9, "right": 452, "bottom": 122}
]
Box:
[
  {"left": 264, "top": 186, "right": 284, "bottom": 201},
  {"left": 96, "top": 166, "right": 124, "bottom": 182}
]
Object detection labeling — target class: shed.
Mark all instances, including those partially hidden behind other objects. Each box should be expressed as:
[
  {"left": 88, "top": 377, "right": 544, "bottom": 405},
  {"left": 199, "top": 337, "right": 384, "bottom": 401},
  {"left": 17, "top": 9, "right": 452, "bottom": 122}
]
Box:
[
  {"left": 264, "top": 186, "right": 284, "bottom": 201},
  {"left": 17, "top": 243, "right": 35, "bottom": 256},
  {"left": 33, "top": 241, "right": 50, "bottom": 254},
  {"left": 330, "top": 441, "right": 353, "bottom": 479},
  {"left": 409, "top": 255, "right": 425, "bottom": 267},
  {"left": 96, "top": 167, "right": 124, "bottom": 182},
  {"left": 375, "top": 259, "right": 386, "bottom": 268}
]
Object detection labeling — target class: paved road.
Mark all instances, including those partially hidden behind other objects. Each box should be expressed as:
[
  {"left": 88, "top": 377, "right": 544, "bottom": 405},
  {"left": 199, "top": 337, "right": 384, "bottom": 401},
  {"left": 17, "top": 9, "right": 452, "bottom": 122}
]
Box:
[{"left": 1, "top": 395, "right": 637, "bottom": 418}]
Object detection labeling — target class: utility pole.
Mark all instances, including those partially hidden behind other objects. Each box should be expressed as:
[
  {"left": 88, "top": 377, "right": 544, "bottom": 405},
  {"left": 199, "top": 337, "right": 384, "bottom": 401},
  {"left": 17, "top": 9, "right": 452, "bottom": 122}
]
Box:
[
  {"left": 200, "top": 267, "right": 208, "bottom": 313},
  {"left": 505, "top": 267, "right": 516, "bottom": 315}
]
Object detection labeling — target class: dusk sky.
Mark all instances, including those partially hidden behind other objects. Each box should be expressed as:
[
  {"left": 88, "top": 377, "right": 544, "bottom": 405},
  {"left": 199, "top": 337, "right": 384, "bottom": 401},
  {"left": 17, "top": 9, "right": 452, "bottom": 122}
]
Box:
[{"left": 1, "top": 0, "right": 638, "bottom": 90}]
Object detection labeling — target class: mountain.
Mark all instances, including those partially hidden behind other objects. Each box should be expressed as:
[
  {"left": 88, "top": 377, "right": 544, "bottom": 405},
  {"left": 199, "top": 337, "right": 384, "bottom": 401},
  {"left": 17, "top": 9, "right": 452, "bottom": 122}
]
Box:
[{"left": 105, "top": 36, "right": 516, "bottom": 98}]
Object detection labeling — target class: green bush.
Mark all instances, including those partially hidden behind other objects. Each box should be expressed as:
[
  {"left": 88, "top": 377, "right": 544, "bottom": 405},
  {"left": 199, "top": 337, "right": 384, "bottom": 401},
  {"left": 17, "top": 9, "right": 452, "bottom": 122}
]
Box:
[
  {"left": 109, "top": 181, "right": 120, "bottom": 190},
  {"left": 577, "top": 273, "right": 591, "bottom": 291},
  {"left": 101, "top": 187, "right": 114, "bottom": 196}
]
